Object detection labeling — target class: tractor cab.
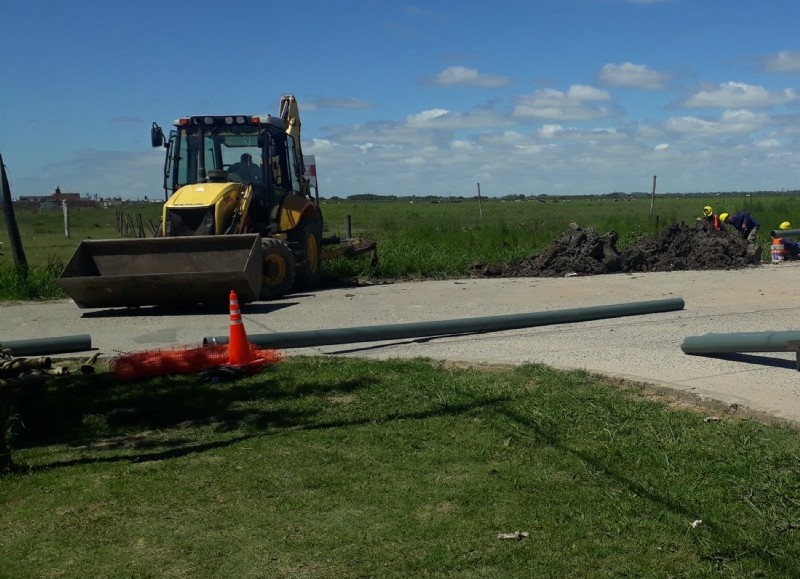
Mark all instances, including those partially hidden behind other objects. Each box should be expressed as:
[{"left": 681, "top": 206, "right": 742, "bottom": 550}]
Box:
[{"left": 151, "top": 111, "right": 313, "bottom": 238}]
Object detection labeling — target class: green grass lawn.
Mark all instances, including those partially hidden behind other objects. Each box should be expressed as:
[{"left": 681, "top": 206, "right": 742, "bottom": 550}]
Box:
[{"left": 2, "top": 356, "right": 799, "bottom": 577}]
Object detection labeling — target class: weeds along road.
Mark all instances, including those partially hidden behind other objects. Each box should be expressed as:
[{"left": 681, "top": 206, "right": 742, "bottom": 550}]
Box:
[{"left": 3, "top": 265, "right": 800, "bottom": 423}]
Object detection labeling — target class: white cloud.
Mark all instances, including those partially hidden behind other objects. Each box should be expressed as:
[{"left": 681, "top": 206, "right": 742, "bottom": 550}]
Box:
[
  {"left": 430, "top": 66, "right": 511, "bottom": 88},
  {"left": 450, "top": 139, "right": 479, "bottom": 151},
  {"left": 654, "top": 143, "right": 670, "bottom": 151},
  {"left": 598, "top": 62, "right": 668, "bottom": 89},
  {"left": 681, "top": 82, "right": 797, "bottom": 108},
  {"left": 514, "top": 85, "right": 615, "bottom": 120},
  {"left": 402, "top": 108, "right": 509, "bottom": 131},
  {"left": 567, "top": 85, "right": 610, "bottom": 101},
  {"left": 539, "top": 124, "right": 565, "bottom": 138},
  {"left": 407, "top": 109, "right": 450, "bottom": 124},
  {"left": 755, "top": 138, "right": 781, "bottom": 149},
  {"left": 514, "top": 143, "right": 545, "bottom": 155},
  {"left": 590, "top": 127, "right": 620, "bottom": 137},
  {"left": 310, "top": 138, "right": 334, "bottom": 152},
  {"left": 303, "top": 98, "right": 372, "bottom": 112},
  {"left": 664, "top": 109, "right": 769, "bottom": 135},
  {"left": 763, "top": 50, "right": 800, "bottom": 74}
]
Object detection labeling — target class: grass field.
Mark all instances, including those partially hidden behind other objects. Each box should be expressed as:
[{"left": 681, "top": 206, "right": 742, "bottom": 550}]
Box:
[
  {"left": 3, "top": 357, "right": 800, "bottom": 577},
  {"left": 3, "top": 192, "right": 800, "bottom": 300}
]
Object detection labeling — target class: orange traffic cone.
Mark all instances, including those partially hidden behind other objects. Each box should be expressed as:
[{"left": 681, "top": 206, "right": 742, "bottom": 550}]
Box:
[{"left": 228, "top": 290, "right": 252, "bottom": 366}]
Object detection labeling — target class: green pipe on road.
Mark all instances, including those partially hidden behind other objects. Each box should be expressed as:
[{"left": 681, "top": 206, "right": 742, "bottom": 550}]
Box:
[
  {"left": 204, "top": 297, "right": 685, "bottom": 349},
  {"left": 682, "top": 331, "right": 800, "bottom": 354},
  {"left": 0, "top": 334, "right": 92, "bottom": 357},
  {"left": 770, "top": 228, "right": 800, "bottom": 238}
]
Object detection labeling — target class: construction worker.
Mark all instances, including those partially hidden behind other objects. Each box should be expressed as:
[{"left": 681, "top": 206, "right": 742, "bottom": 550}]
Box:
[
  {"left": 774, "top": 221, "right": 800, "bottom": 260},
  {"left": 699, "top": 205, "right": 725, "bottom": 232},
  {"left": 720, "top": 211, "right": 759, "bottom": 242}
]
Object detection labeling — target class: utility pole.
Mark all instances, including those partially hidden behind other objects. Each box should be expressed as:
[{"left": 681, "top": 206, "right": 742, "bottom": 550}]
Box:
[{"left": 0, "top": 153, "right": 28, "bottom": 277}]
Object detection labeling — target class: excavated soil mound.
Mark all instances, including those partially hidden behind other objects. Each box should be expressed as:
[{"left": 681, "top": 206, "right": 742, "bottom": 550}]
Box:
[{"left": 470, "top": 223, "right": 763, "bottom": 278}]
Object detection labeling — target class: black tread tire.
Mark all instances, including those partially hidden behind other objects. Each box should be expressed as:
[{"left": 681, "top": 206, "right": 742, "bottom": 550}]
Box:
[
  {"left": 259, "top": 238, "right": 296, "bottom": 300},
  {"left": 291, "top": 219, "right": 323, "bottom": 289}
]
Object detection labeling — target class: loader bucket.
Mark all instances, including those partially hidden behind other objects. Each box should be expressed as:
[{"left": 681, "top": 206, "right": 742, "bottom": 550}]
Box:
[{"left": 57, "top": 234, "right": 263, "bottom": 309}]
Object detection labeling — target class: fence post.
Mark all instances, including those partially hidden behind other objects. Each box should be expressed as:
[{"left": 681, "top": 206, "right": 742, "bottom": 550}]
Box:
[
  {"left": 649, "top": 175, "right": 656, "bottom": 217},
  {"left": 62, "top": 200, "right": 70, "bottom": 238}
]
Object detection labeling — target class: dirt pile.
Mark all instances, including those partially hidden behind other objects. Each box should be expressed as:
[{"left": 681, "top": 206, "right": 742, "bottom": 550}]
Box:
[{"left": 470, "top": 223, "right": 763, "bottom": 278}]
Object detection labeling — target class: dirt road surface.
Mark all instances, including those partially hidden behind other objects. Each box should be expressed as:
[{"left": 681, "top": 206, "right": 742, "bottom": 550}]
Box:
[{"left": 2, "top": 264, "right": 799, "bottom": 423}]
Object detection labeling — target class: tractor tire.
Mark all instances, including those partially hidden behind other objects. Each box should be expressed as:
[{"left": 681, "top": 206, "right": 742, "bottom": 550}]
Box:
[
  {"left": 259, "top": 238, "right": 296, "bottom": 300},
  {"left": 291, "top": 219, "right": 322, "bottom": 289}
]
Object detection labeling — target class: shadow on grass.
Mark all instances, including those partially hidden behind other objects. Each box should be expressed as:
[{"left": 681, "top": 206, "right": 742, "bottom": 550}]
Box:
[
  {"left": 11, "top": 373, "right": 367, "bottom": 447},
  {"left": 27, "top": 435, "right": 257, "bottom": 472},
  {"left": 494, "top": 404, "right": 797, "bottom": 575},
  {"left": 298, "top": 395, "right": 510, "bottom": 433},
  {"left": 7, "top": 361, "right": 512, "bottom": 477}
]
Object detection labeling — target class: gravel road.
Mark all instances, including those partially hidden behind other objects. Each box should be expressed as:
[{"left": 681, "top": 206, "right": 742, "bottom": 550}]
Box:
[{"left": 2, "top": 264, "right": 799, "bottom": 422}]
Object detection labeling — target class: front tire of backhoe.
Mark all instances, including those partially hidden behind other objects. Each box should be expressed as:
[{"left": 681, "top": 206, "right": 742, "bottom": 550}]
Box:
[
  {"left": 260, "top": 238, "right": 296, "bottom": 300},
  {"left": 292, "top": 220, "right": 322, "bottom": 289}
]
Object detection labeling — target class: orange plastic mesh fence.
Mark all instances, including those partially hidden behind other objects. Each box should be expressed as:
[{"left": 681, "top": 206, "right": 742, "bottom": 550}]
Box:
[{"left": 111, "top": 344, "right": 282, "bottom": 380}]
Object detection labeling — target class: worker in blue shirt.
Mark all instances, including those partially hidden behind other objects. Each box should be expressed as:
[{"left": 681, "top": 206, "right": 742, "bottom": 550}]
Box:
[{"left": 720, "top": 211, "right": 759, "bottom": 243}]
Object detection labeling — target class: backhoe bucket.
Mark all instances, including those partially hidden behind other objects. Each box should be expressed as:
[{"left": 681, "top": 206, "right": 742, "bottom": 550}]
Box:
[{"left": 58, "top": 234, "right": 263, "bottom": 308}]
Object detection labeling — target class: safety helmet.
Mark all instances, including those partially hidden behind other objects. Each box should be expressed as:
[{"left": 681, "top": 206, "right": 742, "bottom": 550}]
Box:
[
  {"left": 780, "top": 221, "right": 792, "bottom": 230},
  {"left": 703, "top": 206, "right": 713, "bottom": 216},
  {"left": 719, "top": 212, "right": 729, "bottom": 223}
]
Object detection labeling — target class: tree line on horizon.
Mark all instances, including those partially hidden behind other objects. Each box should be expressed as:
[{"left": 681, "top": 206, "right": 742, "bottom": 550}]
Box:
[{"left": 327, "top": 190, "right": 800, "bottom": 202}]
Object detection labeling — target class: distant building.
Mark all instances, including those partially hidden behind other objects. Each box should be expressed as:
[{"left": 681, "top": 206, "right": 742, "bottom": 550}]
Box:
[
  {"left": 15, "top": 186, "right": 97, "bottom": 210},
  {"left": 100, "top": 197, "right": 124, "bottom": 207}
]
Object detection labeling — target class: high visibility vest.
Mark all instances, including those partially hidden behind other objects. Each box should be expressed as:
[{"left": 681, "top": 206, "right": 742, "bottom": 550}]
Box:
[{"left": 771, "top": 237, "right": 786, "bottom": 263}]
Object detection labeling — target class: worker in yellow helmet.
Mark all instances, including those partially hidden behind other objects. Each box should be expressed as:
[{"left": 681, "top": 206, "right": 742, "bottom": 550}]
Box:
[
  {"left": 773, "top": 221, "right": 799, "bottom": 260},
  {"left": 720, "top": 211, "right": 759, "bottom": 243},
  {"left": 699, "top": 206, "right": 725, "bottom": 232}
]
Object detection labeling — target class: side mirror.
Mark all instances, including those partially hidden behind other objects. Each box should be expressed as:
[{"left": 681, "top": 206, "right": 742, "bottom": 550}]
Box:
[
  {"left": 257, "top": 130, "right": 266, "bottom": 149},
  {"left": 151, "top": 122, "right": 166, "bottom": 148}
]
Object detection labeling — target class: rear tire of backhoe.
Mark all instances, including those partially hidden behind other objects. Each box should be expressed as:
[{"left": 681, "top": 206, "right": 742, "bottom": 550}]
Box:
[
  {"left": 292, "top": 220, "right": 322, "bottom": 290},
  {"left": 260, "top": 238, "right": 296, "bottom": 300}
]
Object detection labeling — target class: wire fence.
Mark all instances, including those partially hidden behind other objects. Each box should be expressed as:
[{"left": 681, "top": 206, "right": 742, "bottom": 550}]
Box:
[{"left": 115, "top": 211, "right": 159, "bottom": 238}]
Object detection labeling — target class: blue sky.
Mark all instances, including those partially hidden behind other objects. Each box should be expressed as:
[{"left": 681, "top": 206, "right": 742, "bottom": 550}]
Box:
[{"left": 3, "top": 0, "right": 800, "bottom": 199}]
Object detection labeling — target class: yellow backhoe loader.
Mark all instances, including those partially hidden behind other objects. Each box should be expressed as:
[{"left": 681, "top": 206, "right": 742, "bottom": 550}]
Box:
[{"left": 58, "top": 95, "right": 375, "bottom": 308}]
